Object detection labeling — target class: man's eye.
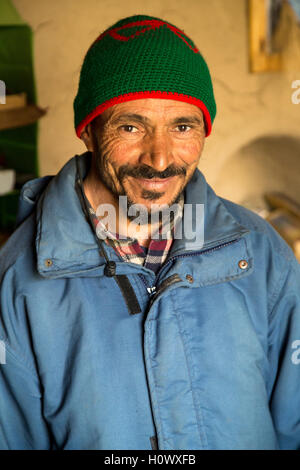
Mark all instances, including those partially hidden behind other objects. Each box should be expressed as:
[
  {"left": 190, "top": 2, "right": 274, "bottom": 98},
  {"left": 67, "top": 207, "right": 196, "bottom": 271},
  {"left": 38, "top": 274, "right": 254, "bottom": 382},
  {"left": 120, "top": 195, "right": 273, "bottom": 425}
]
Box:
[
  {"left": 120, "top": 125, "right": 138, "bottom": 133},
  {"left": 176, "top": 125, "right": 191, "bottom": 132}
]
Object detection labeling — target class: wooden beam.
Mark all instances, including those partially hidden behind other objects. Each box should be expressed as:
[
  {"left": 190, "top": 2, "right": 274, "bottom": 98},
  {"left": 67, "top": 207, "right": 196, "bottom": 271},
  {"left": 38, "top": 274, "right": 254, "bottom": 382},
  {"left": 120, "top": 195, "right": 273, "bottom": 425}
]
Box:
[
  {"left": 0, "top": 104, "right": 46, "bottom": 130},
  {"left": 2, "top": 93, "right": 27, "bottom": 111}
]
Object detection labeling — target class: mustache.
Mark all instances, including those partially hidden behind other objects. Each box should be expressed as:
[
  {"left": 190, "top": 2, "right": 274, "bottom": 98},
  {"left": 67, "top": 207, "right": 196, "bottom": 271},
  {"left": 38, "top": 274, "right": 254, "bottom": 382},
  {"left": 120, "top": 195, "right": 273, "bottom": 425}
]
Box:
[{"left": 118, "top": 164, "right": 187, "bottom": 180}]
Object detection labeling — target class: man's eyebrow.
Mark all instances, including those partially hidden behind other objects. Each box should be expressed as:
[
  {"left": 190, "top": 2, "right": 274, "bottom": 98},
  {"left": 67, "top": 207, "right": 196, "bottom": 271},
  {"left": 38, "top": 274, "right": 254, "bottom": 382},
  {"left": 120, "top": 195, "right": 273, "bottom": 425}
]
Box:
[
  {"left": 110, "top": 113, "right": 151, "bottom": 125},
  {"left": 109, "top": 113, "right": 203, "bottom": 127},
  {"left": 170, "top": 116, "right": 203, "bottom": 126}
]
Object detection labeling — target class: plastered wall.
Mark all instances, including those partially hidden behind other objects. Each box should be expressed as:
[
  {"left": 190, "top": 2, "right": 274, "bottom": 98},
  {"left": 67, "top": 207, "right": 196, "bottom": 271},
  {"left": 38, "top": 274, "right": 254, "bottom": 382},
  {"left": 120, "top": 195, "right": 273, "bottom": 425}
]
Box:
[{"left": 11, "top": 0, "right": 300, "bottom": 201}]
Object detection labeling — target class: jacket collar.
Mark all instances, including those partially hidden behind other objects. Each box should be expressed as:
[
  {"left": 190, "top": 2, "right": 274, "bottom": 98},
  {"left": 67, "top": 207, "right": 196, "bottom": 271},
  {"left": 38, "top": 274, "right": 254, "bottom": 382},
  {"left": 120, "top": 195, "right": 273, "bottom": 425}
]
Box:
[{"left": 32, "top": 152, "right": 249, "bottom": 278}]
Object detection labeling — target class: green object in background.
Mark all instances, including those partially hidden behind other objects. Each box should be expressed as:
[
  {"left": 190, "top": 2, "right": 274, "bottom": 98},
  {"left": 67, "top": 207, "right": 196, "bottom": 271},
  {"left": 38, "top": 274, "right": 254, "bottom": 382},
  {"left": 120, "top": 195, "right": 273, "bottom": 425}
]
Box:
[
  {"left": 0, "top": 0, "right": 39, "bottom": 230},
  {"left": 0, "top": 190, "right": 19, "bottom": 229}
]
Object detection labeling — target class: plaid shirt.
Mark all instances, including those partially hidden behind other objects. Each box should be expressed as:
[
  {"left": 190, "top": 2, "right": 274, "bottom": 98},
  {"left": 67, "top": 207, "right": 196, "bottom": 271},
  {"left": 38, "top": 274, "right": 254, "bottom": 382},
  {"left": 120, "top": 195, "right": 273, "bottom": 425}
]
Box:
[{"left": 85, "top": 194, "right": 184, "bottom": 275}]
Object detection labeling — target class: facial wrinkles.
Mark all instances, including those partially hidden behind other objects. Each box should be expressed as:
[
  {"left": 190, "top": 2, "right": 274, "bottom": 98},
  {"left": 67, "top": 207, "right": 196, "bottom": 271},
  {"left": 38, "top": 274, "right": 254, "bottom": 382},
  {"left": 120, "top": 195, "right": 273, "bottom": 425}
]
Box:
[
  {"left": 103, "top": 123, "right": 198, "bottom": 175},
  {"left": 91, "top": 102, "right": 206, "bottom": 211},
  {"left": 92, "top": 124, "right": 124, "bottom": 197},
  {"left": 99, "top": 135, "right": 197, "bottom": 204}
]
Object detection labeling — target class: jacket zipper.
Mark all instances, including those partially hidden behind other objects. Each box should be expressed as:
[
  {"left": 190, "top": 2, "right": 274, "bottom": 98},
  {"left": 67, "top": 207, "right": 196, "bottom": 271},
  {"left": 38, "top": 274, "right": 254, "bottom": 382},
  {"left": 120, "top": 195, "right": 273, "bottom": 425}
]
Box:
[
  {"left": 147, "top": 273, "right": 182, "bottom": 307},
  {"left": 141, "top": 237, "right": 241, "bottom": 449},
  {"left": 141, "top": 238, "right": 240, "bottom": 305}
]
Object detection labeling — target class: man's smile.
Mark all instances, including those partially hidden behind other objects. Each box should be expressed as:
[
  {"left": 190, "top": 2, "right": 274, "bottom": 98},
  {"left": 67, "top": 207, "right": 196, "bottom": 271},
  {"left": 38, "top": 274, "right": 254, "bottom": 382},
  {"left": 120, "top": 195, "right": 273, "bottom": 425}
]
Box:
[{"left": 130, "top": 175, "right": 177, "bottom": 191}]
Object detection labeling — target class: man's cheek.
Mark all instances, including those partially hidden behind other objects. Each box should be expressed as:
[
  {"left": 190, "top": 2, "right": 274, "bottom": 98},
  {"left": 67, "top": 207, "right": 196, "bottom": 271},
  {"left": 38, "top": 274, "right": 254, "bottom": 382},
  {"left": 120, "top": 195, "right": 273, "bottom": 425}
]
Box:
[
  {"left": 178, "top": 139, "right": 204, "bottom": 159},
  {"left": 101, "top": 138, "right": 133, "bottom": 164},
  {"left": 176, "top": 149, "right": 201, "bottom": 168}
]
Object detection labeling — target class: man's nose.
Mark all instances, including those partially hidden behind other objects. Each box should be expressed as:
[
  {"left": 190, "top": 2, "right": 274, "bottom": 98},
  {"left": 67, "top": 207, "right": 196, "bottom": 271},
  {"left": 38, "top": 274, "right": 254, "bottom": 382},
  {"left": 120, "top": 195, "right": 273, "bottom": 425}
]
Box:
[{"left": 139, "top": 130, "right": 174, "bottom": 172}]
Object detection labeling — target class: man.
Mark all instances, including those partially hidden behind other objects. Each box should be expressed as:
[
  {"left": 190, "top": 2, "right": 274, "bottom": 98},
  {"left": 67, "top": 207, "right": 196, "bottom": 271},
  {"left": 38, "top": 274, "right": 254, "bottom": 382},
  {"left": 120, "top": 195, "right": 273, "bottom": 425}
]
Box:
[{"left": 0, "top": 14, "right": 300, "bottom": 450}]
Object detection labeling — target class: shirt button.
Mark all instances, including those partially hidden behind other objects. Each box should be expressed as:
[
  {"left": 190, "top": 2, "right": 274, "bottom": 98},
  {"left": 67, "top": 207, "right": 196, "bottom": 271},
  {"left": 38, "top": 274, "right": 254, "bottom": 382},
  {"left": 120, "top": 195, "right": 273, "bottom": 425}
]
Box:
[
  {"left": 186, "top": 274, "right": 194, "bottom": 283},
  {"left": 238, "top": 259, "right": 248, "bottom": 270},
  {"left": 45, "top": 259, "right": 53, "bottom": 267}
]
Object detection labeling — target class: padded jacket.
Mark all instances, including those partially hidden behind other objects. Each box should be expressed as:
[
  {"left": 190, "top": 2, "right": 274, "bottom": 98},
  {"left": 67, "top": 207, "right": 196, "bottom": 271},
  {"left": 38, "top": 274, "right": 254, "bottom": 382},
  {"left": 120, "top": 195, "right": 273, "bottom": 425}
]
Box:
[{"left": 0, "top": 152, "right": 300, "bottom": 450}]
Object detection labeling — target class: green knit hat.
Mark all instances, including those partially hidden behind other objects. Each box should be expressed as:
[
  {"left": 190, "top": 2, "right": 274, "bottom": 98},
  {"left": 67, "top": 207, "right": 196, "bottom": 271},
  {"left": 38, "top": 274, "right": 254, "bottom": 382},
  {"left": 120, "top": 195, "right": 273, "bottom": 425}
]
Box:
[{"left": 74, "top": 14, "right": 216, "bottom": 137}]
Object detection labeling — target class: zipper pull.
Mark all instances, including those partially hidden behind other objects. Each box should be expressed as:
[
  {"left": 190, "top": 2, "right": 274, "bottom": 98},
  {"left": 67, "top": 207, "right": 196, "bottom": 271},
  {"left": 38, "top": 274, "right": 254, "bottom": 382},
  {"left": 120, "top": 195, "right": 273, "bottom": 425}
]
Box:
[{"left": 147, "top": 286, "right": 156, "bottom": 296}]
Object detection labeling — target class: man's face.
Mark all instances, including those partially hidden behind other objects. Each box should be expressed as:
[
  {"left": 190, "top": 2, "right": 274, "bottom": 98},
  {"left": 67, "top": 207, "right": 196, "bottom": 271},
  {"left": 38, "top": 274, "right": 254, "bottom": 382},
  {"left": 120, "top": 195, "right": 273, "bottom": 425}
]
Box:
[{"left": 87, "top": 98, "right": 206, "bottom": 211}]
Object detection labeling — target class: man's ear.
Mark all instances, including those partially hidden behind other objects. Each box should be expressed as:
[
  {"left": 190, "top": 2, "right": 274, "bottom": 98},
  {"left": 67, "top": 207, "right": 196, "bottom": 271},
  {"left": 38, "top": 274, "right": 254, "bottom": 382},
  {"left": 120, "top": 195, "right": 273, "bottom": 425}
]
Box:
[{"left": 80, "top": 123, "right": 94, "bottom": 152}]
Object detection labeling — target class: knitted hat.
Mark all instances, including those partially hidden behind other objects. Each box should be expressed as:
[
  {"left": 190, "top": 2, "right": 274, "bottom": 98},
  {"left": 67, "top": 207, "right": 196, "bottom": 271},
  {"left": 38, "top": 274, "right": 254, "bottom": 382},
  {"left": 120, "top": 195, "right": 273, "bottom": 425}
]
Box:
[{"left": 74, "top": 14, "right": 216, "bottom": 137}]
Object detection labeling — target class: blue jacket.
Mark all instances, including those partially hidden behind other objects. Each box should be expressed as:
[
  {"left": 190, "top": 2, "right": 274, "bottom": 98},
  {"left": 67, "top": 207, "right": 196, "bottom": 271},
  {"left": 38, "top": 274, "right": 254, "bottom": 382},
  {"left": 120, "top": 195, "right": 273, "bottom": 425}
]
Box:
[{"left": 0, "top": 152, "right": 300, "bottom": 450}]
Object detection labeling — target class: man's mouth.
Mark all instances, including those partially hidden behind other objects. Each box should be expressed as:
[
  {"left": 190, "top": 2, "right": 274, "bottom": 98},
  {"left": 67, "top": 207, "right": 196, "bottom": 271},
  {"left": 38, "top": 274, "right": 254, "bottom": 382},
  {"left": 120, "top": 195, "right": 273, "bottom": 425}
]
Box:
[{"left": 134, "top": 176, "right": 176, "bottom": 190}]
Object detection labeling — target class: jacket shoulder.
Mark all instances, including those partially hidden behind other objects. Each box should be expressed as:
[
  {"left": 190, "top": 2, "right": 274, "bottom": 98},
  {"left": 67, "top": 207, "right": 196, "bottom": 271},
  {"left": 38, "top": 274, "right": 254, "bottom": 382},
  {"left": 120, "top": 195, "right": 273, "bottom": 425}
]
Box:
[{"left": 0, "top": 175, "right": 54, "bottom": 281}]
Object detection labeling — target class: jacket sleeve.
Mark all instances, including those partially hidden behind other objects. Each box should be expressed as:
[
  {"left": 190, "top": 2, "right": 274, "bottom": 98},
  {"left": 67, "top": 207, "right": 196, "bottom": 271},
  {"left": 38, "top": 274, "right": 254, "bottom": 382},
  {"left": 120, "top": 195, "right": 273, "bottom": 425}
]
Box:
[
  {"left": 0, "top": 265, "right": 52, "bottom": 450},
  {"left": 267, "top": 254, "right": 300, "bottom": 449}
]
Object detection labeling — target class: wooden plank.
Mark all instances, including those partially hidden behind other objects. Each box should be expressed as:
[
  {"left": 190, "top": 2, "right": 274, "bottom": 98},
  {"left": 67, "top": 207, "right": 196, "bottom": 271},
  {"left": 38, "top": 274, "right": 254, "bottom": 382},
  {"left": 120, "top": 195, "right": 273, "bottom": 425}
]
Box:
[
  {"left": 0, "top": 104, "right": 46, "bottom": 130},
  {"left": 1, "top": 93, "right": 27, "bottom": 110},
  {"left": 249, "top": 0, "right": 282, "bottom": 72},
  {"left": 265, "top": 192, "right": 300, "bottom": 220},
  {"left": 266, "top": 208, "right": 300, "bottom": 247}
]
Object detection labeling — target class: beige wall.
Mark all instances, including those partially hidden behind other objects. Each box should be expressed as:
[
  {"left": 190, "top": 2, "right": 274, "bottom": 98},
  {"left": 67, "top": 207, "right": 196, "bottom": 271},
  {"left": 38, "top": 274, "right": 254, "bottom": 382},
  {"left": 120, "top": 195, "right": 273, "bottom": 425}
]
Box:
[{"left": 12, "top": 0, "right": 300, "bottom": 202}]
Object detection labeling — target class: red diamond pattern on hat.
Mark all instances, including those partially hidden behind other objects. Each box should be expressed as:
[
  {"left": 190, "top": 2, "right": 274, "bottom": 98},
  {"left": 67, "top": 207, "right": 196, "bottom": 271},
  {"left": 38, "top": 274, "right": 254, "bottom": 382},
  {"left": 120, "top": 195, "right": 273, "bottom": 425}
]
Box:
[{"left": 96, "top": 20, "right": 199, "bottom": 54}]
